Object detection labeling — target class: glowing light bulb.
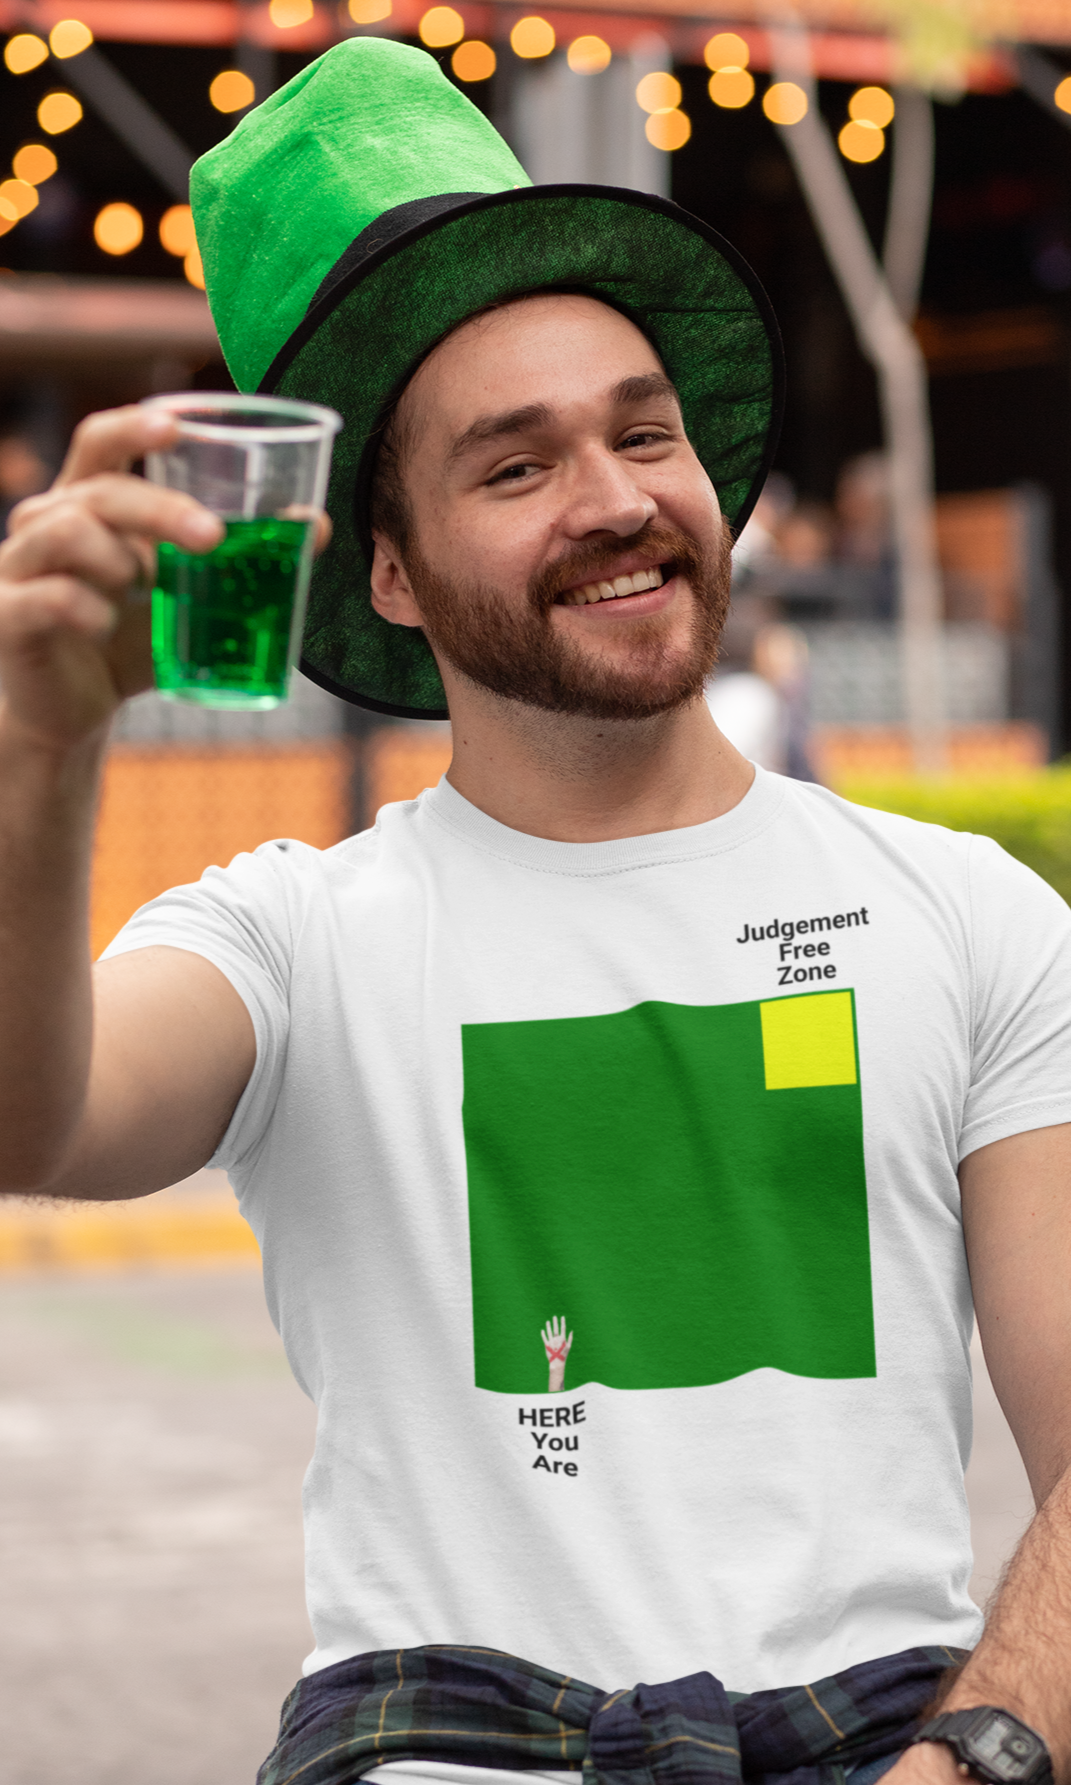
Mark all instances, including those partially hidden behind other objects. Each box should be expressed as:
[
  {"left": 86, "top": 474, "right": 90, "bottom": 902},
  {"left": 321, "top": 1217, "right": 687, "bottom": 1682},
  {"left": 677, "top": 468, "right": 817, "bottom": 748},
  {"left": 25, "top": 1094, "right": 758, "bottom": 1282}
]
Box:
[
  {"left": 635, "top": 71, "right": 681, "bottom": 114},
  {"left": 848, "top": 85, "right": 894, "bottom": 127},
  {"left": 419, "top": 6, "right": 464, "bottom": 45},
  {"left": 185, "top": 246, "right": 206, "bottom": 289},
  {"left": 838, "top": 118, "right": 884, "bottom": 162},
  {"left": 708, "top": 68, "right": 754, "bottom": 108},
  {"left": 0, "top": 179, "right": 39, "bottom": 219},
  {"left": 348, "top": 0, "right": 392, "bottom": 20},
  {"left": 452, "top": 39, "right": 495, "bottom": 80},
  {"left": 567, "top": 35, "right": 610, "bottom": 74},
  {"left": 268, "top": 0, "right": 313, "bottom": 26},
  {"left": 510, "top": 16, "right": 554, "bottom": 58},
  {"left": 160, "top": 204, "right": 197, "bottom": 257},
  {"left": 209, "top": 69, "right": 255, "bottom": 111},
  {"left": 645, "top": 109, "right": 691, "bottom": 150},
  {"left": 762, "top": 81, "right": 807, "bottom": 125},
  {"left": 12, "top": 144, "right": 58, "bottom": 185},
  {"left": 704, "top": 32, "right": 748, "bottom": 71},
  {"left": 4, "top": 34, "right": 48, "bottom": 74},
  {"left": 49, "top": 18, "right": 93, "bottom": 57},
  {"left": 94, "top": 201, "right": 143, "bottom": 256},
  {"left": 1056, "top": 75, "right": 1071, "bottom": 114},
  {"left": 37, "top": 92, "right": 83, "bottom": 134}
]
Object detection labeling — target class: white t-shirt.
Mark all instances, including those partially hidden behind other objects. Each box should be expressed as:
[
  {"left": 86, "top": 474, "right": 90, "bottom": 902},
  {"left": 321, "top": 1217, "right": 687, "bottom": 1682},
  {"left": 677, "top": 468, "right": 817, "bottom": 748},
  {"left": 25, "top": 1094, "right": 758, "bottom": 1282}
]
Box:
[{"left": 104, "top": 769, "right": 1071, "bottom": 1696}]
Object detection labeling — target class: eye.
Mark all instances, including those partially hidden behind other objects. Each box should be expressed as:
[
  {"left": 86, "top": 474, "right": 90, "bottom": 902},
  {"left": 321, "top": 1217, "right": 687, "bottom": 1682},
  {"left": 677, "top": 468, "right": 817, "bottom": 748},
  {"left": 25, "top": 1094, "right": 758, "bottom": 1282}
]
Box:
[
  {"left": 486, "top": 461, "right": 541, "bottom": 486},
  {"left": 618, "top": 428, "right": 672, "bottom": 450}
]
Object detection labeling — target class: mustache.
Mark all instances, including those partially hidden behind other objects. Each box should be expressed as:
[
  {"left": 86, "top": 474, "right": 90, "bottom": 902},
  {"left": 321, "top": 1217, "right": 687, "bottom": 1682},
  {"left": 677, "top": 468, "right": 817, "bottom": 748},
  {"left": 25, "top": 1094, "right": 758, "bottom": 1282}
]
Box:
[{"left": 528, "top": 523, "right": 707, "bottom": 613}]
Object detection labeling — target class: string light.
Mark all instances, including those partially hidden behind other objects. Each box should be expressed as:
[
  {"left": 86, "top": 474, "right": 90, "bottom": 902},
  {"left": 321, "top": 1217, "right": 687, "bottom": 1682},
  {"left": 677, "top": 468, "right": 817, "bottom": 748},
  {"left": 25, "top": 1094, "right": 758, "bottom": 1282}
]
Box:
[
  {"left": 708, "top": 68, "right": 754, "bottom": 108},
  {"left": 762, "top": 81, "right": 807, "bottom": 125},
  {"left": 160, "top": 204, "right": 197, "bottom": 257},
  {"left": 419, "top": 6, "right": 464, "bottom": 45},
  {"left": 209, "top": 69, "right": 255, "bottom": 111},
  {"left": 185, "top": 245, "right": 206, "bottom": 289},
  {"left": 348, "top": 0, "right": 392, "bottom": 21},
  {"left": 268, "top": 0, "right": 313, "bottom": 26},
  {"left": 510, "top": 16, "right": 554, "bottom": 58},
  {"left": 635, "top": 71, "right": 681, "bottom": 114},
  {"left": 645, "top": 109, "right": 691, "bottom": 149},
  {"left": 0, "top": 178, "right": 39, "bottom": 220},
  {"left": 704, "top": 32, "right": 748, "bottom": 71},
  {"left": 839, "top": 118, "right": 884, "bottom": 162},
  {"left": 49, "top": 18, "right": 93, "bottom": 57},
  {"left": 94, "top": 201, "right": 143, "bottom": 255},
  {"left": 12, "top": 144, "right": 58, "bottom": 184},
  {"left": 4, "top": 33, "right": 48, "bottom": 74},
  {"left": 1056, "top": 75, "right": 1071, "bottom": 114},
  {"left": 849, "top": 85, "right": 894, "bottom": 127},
  {"left": 567, "top": 35, "right": 610, "bottom": 74},
  {"left": 452, "top": 39, "right": 495, "bottom": 80},
  {"left": 37, "top": 91, "right": 83, "bottom": 134}
]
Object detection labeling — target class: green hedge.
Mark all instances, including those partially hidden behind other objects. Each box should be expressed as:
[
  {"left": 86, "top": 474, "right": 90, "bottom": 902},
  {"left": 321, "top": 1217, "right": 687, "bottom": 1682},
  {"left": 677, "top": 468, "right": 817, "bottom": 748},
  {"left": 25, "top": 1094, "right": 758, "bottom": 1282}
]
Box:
[{"left": 840, "top": 769, "right": 1071, "bottom": 906}]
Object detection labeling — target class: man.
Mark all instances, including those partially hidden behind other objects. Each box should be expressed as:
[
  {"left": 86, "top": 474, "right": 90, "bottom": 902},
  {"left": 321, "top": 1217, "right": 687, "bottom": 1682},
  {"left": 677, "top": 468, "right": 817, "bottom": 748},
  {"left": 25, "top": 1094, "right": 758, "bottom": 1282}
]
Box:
[{"left": 2, "top": 35, "right": 1071, "bottom": 1785}]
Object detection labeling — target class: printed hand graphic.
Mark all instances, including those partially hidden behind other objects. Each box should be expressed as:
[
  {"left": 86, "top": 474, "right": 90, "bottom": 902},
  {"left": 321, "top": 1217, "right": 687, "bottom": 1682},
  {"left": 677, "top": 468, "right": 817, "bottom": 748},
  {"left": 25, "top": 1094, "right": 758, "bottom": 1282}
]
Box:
[{"left": 541, "top": 1315, "right": 573, "bottom": 1393}]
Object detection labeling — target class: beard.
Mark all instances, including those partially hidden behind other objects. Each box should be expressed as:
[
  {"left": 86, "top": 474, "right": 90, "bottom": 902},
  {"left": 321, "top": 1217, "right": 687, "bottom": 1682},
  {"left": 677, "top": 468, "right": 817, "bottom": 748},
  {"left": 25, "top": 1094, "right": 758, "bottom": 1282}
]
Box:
[{"left": 402, "top": 519, "right": 733, "bottom": 722}]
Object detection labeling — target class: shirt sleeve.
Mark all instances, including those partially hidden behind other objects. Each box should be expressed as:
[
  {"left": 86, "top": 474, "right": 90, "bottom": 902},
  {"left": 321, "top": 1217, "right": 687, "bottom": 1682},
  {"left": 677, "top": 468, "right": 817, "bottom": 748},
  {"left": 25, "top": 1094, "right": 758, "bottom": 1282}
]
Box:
[
  {"left": 960, "top": 831, "right": 1071, "bottom": 1159},
  {"left": 100, "top": 840, "right": 299, "bottom": 1172}
]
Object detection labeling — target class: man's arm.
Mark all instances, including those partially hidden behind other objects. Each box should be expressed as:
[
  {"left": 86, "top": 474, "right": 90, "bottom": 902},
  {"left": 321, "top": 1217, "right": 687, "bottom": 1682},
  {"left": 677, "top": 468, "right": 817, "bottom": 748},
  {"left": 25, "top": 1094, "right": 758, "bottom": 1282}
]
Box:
[
  {"left": 0, "top": 406, "right": 254, "bottom": 1199},
  {"left": 885, "top": 1123, "right": 1071, "bottom": 1785}
]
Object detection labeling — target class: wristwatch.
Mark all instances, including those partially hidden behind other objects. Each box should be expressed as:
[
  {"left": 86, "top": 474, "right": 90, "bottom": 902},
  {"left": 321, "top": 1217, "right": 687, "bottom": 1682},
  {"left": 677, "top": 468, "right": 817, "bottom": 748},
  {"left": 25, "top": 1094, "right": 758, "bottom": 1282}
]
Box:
[{"left": 912, "top": 1709, "right": 1054, "bottom": 1785}]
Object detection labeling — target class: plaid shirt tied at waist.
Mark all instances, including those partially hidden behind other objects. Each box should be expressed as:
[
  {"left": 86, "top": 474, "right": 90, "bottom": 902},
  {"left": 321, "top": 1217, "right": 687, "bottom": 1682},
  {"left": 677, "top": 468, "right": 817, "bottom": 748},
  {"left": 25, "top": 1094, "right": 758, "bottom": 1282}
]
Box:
[{"left": 258, "top": 1642, "right": 966, "bottom": 1785}]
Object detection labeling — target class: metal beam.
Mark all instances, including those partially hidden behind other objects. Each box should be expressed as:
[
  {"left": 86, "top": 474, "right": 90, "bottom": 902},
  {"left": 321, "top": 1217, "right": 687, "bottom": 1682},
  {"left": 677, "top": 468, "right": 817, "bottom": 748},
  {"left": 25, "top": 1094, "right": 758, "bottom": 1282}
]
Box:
[{"left": 48, "top": 43, "right": 194, "bottom": 200}]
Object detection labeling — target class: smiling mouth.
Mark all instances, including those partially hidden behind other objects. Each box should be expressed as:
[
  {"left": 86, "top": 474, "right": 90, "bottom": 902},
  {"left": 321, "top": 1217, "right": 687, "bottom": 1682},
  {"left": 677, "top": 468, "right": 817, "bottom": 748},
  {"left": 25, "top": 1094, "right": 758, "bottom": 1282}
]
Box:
[{"left": 557, "top": 564, "right": 669, "bottom": 607}]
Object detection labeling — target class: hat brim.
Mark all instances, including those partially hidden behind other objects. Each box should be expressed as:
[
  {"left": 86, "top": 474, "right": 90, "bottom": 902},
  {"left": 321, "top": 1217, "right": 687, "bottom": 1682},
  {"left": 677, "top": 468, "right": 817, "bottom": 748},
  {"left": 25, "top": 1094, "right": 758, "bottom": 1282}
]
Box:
[{"left": 261, "top": 185, "right": 785, "bottom": 719}]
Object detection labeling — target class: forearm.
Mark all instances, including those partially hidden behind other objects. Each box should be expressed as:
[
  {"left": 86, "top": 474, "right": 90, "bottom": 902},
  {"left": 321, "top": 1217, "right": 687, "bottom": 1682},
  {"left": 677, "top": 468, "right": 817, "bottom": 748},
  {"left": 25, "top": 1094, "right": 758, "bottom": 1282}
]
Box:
[
  {"left": 938, "top": 1461, "right": 1071, "bottom": 1777},
  {"left": 0, "top": 703, "right": 109, "bottom": 1190}
]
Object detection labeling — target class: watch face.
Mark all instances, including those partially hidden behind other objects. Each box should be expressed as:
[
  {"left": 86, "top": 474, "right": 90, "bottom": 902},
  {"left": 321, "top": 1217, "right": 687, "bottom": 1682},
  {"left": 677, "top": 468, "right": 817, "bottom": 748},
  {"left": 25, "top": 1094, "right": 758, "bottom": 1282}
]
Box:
[{"left": 970, "top": 1715, "right": 1045, "bottom": 1782}]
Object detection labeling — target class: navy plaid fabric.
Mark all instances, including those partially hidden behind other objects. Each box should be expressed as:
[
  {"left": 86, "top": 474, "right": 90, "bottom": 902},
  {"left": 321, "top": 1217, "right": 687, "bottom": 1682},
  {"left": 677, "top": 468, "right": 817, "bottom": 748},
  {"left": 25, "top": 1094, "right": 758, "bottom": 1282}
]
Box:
[{"left": 258, "top": 1642, "right": 966, "bottom": 1785}]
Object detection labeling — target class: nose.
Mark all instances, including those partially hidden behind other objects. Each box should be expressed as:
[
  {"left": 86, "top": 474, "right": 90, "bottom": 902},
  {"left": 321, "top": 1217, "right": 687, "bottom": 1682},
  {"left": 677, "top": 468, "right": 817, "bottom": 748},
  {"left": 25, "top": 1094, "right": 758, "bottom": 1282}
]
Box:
[{"left": 559, "top": 444, "right": 657, "bottom": 540}]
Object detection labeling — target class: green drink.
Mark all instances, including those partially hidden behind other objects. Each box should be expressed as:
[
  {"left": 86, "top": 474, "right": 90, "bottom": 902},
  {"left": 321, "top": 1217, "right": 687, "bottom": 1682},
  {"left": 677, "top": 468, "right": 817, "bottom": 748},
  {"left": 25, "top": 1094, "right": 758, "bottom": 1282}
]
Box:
[{"left": 152, "top": 516, "right": 313, "bottom": 708}]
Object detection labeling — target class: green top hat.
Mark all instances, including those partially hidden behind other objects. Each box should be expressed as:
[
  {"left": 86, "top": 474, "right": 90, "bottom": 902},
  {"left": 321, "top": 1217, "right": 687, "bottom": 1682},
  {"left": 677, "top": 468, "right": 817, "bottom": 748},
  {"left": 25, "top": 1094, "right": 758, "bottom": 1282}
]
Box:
[{"left": 191, "top": 37, "right": 784, "bottom": 719}]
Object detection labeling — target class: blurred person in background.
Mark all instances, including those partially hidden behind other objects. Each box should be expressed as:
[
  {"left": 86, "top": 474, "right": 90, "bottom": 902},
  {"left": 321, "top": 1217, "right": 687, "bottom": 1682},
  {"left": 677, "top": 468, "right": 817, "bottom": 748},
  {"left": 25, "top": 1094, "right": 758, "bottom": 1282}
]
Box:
[
  {"left": 0, "top": 431, "right": 50, "bottom": 535},
  {"left": 835, "top": 451, "right": 896, "bottom": 619},
  {"left": 706, "top": 622, "right": 816, "bottom": 778}
]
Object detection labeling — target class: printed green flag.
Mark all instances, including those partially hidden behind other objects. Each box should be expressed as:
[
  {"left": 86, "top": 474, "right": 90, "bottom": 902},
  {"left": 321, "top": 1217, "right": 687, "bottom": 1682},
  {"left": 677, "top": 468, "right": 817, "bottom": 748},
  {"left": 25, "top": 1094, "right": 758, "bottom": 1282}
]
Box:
[{"left": 462, "top": 989, "right": 874, "bottom": 1395}]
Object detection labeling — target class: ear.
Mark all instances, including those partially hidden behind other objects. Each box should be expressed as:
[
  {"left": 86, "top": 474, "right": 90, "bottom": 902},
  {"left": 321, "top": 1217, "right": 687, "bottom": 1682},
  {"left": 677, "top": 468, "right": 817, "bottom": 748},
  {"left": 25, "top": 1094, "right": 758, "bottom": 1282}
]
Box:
[{"left": 370, "top": 533, "right": 424, "bottom": 630}]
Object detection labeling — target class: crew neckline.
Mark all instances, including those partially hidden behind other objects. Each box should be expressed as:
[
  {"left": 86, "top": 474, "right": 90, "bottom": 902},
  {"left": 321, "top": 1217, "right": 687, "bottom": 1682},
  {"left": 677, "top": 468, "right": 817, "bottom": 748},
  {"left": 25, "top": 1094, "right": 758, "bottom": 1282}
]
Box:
[{"left": 423, "top": 765, "right": 787, "bottom": 877}]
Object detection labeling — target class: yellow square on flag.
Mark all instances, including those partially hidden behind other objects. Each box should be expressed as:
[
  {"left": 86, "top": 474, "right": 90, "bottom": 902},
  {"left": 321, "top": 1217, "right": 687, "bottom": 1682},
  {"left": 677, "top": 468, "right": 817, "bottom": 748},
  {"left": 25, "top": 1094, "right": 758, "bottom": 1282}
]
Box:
[{"left": 760, "top": 991, "right": 857, "bottom": 1090}]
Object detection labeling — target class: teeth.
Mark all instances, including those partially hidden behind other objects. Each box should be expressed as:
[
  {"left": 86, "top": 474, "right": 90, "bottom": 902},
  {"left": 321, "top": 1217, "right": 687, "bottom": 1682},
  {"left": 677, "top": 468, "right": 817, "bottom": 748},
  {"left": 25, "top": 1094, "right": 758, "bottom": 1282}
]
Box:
[{"left": 563, "top": 565, "right": 666, "bottom": 606}]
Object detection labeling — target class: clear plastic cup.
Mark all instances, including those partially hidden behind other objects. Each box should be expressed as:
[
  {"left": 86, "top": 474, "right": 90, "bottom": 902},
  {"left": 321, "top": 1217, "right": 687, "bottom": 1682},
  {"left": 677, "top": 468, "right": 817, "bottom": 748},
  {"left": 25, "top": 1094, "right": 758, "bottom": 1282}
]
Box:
[{"left": 141, "top": 391, "right": 342, "bottom": 709}]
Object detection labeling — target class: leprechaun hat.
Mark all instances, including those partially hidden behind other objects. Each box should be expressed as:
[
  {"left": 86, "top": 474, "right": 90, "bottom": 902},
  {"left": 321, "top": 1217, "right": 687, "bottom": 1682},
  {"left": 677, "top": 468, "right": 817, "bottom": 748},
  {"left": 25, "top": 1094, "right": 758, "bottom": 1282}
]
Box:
[{"left": 191, "top": 36, "right": 784, "bottom": 719}]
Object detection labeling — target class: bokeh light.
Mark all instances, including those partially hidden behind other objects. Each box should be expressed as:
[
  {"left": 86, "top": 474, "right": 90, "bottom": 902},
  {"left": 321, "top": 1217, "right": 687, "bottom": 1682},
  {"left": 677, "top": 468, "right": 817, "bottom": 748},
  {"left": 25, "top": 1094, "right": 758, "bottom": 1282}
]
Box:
[
  {"left": 49, "top": 18, "right": 93, "bottom": 57},
  {"left": 635, "top": 71, "right": 681, "bottom": 114},
  {"left": 13, "top": 144, "right": 58, "bottom": 185},
  {"left": 185, "top": 245, "right": 206, "bottom": 289},
  {"left": 567, "top": 35, "right": 610, "bottom": 74},
  {"left": 4, "top": 34, "right": 48, "bottom": 74},
  {"left": 763, "top": 81, "right": 808, "bottom": 125},
  {"left": 0, "top": 178, "right": 39, "bottom": 220},
  {"left": 452, "top": 39, "right": 495, "bottom": 80},
  {"left": 708, "top": 68, "right": 754, "bottom": 108},
  {"left": 645, "top": 109, "right": 691, "bottom": 150},
  {"left": 94, "top": 201, "right": 143, "bottom": 255},
  {"left": 849, "top": 85, "right": 894, "bottom": 127},
  {"left": 419, "top": 6, "right": 464, "bottom": 46},
  {"left": 839, "top": 118, "right": 884, "bottom": 162},
  {"left": 209, "top": 69, "right": 255, "bottom": 111},
  {"left": 348, "top": 0, "right": 392, "bottom": 20},
  {"left": 1057, "top": 75, "right": 1071, "bottom": 114},
  {"left": 704, "top": 32, "right": 748, "bottom": 71},
  {"left": 160, "top": 203, "right": 197, "bottom": 257},
  {"left": 510, "top": 16, "right": 554, "bottom": 58},
  {"left": 268, "top": 0, "right": 313, "bottom": 26},
  {"left": 37, "top": 91, "right": 83, "bottom": 133}
]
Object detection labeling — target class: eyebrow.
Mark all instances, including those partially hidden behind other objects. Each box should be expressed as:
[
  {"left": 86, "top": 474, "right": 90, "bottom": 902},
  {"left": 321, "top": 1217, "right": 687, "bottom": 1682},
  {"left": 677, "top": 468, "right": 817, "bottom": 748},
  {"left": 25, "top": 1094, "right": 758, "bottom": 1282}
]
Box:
[{"left": 445, "top": 372, "right": 681, "bottom": 466}]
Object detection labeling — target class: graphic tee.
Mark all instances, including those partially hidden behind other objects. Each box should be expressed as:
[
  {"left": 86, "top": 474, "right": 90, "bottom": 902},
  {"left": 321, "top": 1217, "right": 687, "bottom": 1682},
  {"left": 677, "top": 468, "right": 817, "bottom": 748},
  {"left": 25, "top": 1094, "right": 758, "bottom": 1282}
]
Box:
[{"left": 103, "top": 770, "right": 1071, "bottom": 1697}]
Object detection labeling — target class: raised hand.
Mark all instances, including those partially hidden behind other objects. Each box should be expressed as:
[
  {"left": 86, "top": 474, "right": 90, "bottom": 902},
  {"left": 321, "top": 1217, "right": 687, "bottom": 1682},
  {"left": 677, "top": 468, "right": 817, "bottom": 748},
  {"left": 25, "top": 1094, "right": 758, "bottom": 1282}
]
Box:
[{"left": 541, "top": 1314, "right": 573, "bottom": 1393}]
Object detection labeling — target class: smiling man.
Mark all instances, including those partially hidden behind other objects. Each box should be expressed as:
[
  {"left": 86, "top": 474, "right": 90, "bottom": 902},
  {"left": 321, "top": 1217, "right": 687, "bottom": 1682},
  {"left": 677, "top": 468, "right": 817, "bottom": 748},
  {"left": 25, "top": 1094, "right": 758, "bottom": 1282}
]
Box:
[{"left": 4, "top": 36, "right": 1071, "bottom": 1785}]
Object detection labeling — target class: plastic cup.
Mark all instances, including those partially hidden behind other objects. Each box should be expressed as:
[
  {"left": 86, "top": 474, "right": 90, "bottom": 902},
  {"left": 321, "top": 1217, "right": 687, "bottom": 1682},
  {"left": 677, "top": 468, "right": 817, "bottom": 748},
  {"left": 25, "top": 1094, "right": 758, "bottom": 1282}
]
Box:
[{"left": 141, "top": 391, "right": 342, "bottom": 710}]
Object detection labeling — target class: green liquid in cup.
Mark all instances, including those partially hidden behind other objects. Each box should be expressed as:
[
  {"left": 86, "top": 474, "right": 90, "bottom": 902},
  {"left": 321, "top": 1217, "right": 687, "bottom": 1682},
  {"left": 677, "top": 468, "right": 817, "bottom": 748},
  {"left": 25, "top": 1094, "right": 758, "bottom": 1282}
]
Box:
[{"left": 152, "top": 516, "right": 313, "bottom": 708}]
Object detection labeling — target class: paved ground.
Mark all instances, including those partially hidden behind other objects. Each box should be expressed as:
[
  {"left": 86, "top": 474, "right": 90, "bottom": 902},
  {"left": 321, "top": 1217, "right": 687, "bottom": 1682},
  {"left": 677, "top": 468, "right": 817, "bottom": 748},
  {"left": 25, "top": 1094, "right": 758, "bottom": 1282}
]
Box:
[{"left": 0, "top": 1260, "right": 1036, "bottom": 1785}]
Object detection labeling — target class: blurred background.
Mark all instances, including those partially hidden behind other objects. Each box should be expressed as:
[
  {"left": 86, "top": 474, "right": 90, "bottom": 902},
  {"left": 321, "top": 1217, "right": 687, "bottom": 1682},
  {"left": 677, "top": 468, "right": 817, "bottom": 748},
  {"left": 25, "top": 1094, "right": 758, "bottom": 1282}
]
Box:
[{"left": 2, "top": 0, "right": 1071, "bottom": 1780}]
